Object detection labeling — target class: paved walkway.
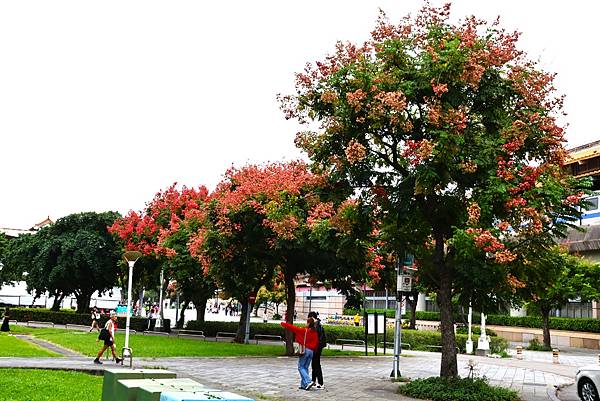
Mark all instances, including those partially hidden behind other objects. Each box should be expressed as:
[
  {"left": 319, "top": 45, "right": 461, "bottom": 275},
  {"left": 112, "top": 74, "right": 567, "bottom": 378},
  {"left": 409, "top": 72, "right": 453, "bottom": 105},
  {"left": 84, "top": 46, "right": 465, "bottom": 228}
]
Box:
[{"left": 0, "top": 347, "right": 586, "bottom": 401}]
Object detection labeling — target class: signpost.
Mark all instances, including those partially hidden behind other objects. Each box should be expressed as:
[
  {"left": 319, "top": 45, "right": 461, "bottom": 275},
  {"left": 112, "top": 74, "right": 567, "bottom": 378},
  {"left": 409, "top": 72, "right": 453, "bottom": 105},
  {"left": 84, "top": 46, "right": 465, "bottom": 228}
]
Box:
[{"left": 391, "top": 253, "right": 416, "bottom": 379}]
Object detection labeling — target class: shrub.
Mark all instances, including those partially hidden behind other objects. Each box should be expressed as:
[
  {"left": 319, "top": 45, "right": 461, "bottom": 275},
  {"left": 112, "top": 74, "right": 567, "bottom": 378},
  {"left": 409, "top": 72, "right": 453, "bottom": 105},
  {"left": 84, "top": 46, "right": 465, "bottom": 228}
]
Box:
[
  {"left": 185, "top": 320, "right": 508, "bottom": 353},
  {"left": 525, "top": 338, "right": 552, "bottom": 351},
  {"left": 455, "top": 325, "right": 497, "bottom": 337},
  {"left": 405, "top": 311, "right": 600, "bottom": 333},
  {"left": 272, "top": 313, "right": 281, "bottom": 320},
  {"left": 9, "top": 308, "right": 170, "bottom": 332},
  {"left": 398, "top": 377, "right": 519, "bottom": 401}
]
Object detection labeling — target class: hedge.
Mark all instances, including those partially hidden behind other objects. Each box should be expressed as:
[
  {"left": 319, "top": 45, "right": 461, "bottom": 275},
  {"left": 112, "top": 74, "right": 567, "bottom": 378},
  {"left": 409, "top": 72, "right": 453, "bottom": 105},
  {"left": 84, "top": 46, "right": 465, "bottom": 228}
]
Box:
[
  {"left": 185, "top": 320, "right": 508, "bottom": 354},
  {"left": 8, "top": 308, "right": 171, "bottom": 332},
  {"left": 411, "top": 311, "right": 600, "bottom": 333}
]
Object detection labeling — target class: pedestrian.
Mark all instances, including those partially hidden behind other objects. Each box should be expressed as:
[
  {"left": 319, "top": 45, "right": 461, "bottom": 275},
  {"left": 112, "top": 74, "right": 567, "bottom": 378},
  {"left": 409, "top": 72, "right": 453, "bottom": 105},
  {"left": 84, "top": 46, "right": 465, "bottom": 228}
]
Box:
[
  {"left": 1, "top": 307, "right": 10, "bottom": 332},
  {"left": 354, "top": 313, "right": 361, "bottom": 327},
  {"left": 93, "top": 311, "right": 123, "bottom": 364},
  {"left": 308, "top": 311, "right": 326, "bottom": 389},
  {"left": 89, "top": 307, "right": 100, "bottom": 332},
  {"left": 281, "top": 317, "right": 319, "bottom": 390}
]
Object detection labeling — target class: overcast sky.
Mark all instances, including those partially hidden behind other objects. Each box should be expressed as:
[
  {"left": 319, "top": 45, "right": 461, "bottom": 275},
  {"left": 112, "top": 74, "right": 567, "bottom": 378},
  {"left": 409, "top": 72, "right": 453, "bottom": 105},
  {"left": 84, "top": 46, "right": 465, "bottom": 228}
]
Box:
[{"left": 1, "top": 1, "right": 597, "bottom": 229}]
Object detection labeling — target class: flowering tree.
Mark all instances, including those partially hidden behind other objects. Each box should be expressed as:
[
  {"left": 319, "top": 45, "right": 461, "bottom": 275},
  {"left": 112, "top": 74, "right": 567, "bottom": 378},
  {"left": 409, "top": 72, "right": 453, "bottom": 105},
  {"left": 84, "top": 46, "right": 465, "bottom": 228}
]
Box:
[
  {"left": 189, "top": 161, "right": 381, "bottom": 346},
  {"left": 282, "top": 4, "right": 581, "bottom": 376},
  {"left": 109, "top": 184, "right": 215, "bottom": 325}
]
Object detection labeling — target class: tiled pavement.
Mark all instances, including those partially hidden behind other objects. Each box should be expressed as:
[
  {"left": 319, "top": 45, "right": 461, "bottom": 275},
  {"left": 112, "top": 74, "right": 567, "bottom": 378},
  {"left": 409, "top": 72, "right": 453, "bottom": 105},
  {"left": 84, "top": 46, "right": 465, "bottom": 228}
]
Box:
[{"left": 0, "top": 349, "right": 586, "bottom": 401}]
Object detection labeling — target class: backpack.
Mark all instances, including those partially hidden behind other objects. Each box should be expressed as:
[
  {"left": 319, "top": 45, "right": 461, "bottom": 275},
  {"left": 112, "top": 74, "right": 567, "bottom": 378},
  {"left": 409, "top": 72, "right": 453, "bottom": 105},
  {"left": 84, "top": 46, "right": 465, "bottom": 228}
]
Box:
[{"left": 316, "top": 321, "right": 327, "bottom": 349}]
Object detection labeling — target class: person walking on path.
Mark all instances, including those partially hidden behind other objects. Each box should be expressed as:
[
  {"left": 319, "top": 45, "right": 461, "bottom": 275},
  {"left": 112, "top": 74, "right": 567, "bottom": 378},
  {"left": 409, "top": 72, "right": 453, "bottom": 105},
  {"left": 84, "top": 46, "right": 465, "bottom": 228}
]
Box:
[
  {"left": 281, "top": 317, "right": 318, "bottom": 390},
  {"left": 93, "top": 311, "right": 122, "bottom": 364},
  {"left": 1, "top": 307, "right": 10, "bottom": 332},
  {"left": 89, "top": 307, "right": 100, "bottom": 332},
  {"left": 308, "top": 311, "right": 326, "bottom": 389}
]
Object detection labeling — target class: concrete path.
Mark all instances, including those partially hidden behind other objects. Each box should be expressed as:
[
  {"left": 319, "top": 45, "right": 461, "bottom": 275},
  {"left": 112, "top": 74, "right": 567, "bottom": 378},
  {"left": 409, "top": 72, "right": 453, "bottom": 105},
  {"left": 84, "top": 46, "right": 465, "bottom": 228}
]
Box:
[{"left": 0, "top": 349, "right": 582, "bottom": 401}]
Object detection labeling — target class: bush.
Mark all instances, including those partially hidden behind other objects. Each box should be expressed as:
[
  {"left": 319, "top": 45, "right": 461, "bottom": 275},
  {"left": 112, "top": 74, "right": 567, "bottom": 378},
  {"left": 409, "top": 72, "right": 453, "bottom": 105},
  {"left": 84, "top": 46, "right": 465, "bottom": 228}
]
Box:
[
  {"left": 272, "top": 313, "right": 281, "bottom": 320},
  {"left": 455, "top": 325, "right": 497, "bottom": 337},
  {"left": 185, "top": 320, "right": 508, "bottom": 354},
  {"left": 9, "top": 308, "right": 170, "bottom": 332},
  {"left": 525, "top": 338, "right": 552, "bottom": 351},
  {"left": 405, "top": 311, "right": 600, "bottom": 333},
  {"left": 398, "top": 377, "right": 519, "bottom": 401}
]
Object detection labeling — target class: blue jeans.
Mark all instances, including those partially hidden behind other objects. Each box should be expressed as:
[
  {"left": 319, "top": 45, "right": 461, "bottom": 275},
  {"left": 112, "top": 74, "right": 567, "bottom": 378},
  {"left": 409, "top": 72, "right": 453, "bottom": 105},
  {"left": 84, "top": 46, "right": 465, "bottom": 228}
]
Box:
[{"left": 298, "top": 348, "right": 313, "bottom": 388}]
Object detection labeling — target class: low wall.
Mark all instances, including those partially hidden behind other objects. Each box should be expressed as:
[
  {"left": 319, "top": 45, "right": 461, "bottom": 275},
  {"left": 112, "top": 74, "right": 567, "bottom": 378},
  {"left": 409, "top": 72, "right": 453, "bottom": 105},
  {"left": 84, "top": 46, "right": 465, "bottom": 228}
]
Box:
[{"left": 488, "top": 324, "right": 600, "bottom": 350}]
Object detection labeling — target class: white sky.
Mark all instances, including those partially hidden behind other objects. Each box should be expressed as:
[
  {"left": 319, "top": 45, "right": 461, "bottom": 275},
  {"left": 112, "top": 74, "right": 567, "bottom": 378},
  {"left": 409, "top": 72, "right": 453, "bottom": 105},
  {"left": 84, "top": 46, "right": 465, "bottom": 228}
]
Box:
[{"left": 1, "top": 1, "right": 598, "bottom": 229}]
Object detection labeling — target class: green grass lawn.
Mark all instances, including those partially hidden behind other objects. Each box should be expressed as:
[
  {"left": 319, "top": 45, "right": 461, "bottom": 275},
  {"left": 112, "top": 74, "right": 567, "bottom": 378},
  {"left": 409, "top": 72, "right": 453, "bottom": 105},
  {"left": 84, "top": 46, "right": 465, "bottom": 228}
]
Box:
[
  {"left": 11, "top": 326, "right": 363, "bottom": 358},
  {"left": 0, "top": 369, "right": 102, "bottom": 401},
  {"left": 0, "top": 333, "right": 59, "bottom": 357}
]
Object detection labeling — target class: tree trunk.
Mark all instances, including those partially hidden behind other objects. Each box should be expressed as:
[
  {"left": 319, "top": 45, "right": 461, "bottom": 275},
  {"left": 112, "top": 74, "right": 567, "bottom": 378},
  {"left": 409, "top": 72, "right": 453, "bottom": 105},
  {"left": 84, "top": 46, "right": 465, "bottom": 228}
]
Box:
[
  {"left": 406, "top": 292, "right": 417, "bottom": 330},
  {"left": 51, "top": 293, "right": 65, "bottom": 311},
  {"left": 541, "top": 307, "right": 551, "bottom": 349},
  {"left": 433, "top": 229, "right": 458, "bottom": 378},
  {"left": 191, "top": 295, "right": 208, "bottom": 323},
  {"left": 176, "top": 300, "right": 189, "bottom": 329},
  {"left": 75, "top": 293, "right": 91, "bottom": 314},
  {"left": 235, "top": 301, "right": 250, "bottom": 343},
  {"left": 284, "top": 270, "right": 296, "bottom": 356}
]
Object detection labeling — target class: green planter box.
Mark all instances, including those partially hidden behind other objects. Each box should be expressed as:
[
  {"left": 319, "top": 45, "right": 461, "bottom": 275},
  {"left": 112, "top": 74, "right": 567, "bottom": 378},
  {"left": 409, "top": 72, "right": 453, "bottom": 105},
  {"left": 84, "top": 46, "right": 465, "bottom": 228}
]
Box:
[{"left": 102, "top": 369, "right": 176, "bottom": 401}]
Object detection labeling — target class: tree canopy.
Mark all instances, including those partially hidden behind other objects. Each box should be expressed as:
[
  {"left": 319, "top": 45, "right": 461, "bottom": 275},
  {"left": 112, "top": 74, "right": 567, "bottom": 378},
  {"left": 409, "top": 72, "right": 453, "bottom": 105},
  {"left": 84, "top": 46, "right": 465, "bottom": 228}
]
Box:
[{"left": 282, "top": 4, "right": 582, "bottom": 376}]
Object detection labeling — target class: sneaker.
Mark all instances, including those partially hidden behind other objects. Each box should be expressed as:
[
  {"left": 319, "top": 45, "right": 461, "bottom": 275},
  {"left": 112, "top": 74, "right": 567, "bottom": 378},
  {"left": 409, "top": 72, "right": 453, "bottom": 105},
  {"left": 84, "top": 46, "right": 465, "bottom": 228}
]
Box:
[
  {"left": 93, "top": 358, "right": 102, "bottom": 365},
  {"left": 305, "top": 382, "right": 314, "bottom": 390},
  {"left": 316, "top": 384, "right": 323, "bottom": 389},
  {"left": 115, "top": 357, "right": 123, "bottom": 364}
]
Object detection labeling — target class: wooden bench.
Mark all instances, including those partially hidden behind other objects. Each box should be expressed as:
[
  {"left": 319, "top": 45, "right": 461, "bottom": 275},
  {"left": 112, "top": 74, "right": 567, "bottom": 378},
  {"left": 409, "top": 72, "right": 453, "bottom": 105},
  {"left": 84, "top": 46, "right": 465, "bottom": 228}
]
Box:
[
  {"left": 27, "top": 321, "right": 54, "bottom": 327},
  {"left": 177, "top": 330, "right": 206, "bottom": 340},
  {"left": 254, "top": 334, "right": 284, "bottom": 344},
  {"left": 335, "top": 338, "right": 365, "bottom": 350},
  {"left": 215, "top": 332, "right": 237, "bottom": 341}
]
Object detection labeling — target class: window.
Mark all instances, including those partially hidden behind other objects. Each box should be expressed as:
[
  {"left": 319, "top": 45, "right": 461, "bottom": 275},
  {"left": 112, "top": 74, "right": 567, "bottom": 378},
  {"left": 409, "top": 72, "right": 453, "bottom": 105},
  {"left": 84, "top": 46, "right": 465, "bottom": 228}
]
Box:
[{"left": 584, "top": 197, "right": 599, "bottom": 211}]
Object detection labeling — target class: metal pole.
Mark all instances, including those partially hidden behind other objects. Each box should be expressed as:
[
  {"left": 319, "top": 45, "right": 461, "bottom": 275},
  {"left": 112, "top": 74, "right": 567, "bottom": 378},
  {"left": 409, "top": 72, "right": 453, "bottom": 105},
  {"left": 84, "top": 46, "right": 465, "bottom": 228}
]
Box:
[
  {"left": 391, "top": 259, "right": 402, "bottom": 378},
  {"left": 309, "top": 284, "right": 313, "bottom": 313},
  {"left": 156, "top": 268, "right": 164, "bottom": 329},
  {"left": 124, "top": 261, "right": 134, "bottom": 351},
  {"left": 244, "top": 301, "right": 252, "bottom": 344},
  {"left": 175, "top": 291, "right": 179, "bottom": 328}
]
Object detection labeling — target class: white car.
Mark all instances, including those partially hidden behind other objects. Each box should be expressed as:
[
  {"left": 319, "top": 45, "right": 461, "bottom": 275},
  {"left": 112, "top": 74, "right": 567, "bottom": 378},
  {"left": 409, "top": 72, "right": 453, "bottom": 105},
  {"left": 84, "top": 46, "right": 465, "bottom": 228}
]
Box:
[{"left": 577, "top": 364, "right": 600, "bottom": 401}]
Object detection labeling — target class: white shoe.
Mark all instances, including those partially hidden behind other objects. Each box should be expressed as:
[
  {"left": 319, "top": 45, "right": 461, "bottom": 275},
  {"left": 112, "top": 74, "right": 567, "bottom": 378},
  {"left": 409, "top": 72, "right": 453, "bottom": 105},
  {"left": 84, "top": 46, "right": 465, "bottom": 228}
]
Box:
[{"left": 305, "top": 382, "right": 314, "bottom": 390}]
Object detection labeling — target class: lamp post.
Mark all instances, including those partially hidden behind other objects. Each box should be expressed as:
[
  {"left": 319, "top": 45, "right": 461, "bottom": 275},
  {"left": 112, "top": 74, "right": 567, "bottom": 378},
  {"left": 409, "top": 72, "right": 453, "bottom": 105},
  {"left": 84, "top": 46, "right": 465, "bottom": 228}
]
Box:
[
  {"left": 156, "top": 268, "right": 164, "bottom": 329},
  {"left": 123, "top": 250, "right": 142, "bottom": 357}
]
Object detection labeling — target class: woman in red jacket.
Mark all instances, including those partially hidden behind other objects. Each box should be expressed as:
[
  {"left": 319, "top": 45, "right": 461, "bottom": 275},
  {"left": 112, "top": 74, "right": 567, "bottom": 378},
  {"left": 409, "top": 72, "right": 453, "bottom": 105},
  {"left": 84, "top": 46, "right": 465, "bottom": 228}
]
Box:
[{"left": 281, "top": 317, "right": 319, "bottom": 390}]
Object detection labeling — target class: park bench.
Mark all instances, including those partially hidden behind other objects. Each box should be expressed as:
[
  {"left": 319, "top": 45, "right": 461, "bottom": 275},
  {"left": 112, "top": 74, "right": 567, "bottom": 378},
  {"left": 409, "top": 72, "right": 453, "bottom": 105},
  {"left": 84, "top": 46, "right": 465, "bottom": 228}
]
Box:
[
  {"left": 335, "top": 338, "right": 365, "bottom": 350},
  {"left": 253, "top": 334, "right": 284, "bottom": 344},
  {"left": 27, "top": 320, "right": 54, "bottom": 327},
  {"left": 142, "top": 330, "right": 169, "bottom": 336},
  {"left": 378, "top": 341, "right": 412, "bottom": 349},
  {"left": 425, "top": 345, "right": 461, "bottom": 353},
  {"left": 215, "top": 331, "right": 237, "bottom": 341},
  {"left": 177, "top": 330, "right": 206, "bottom": 340},
  {"left": 65, "top": 324, "right": 90, "bottom": 330}
]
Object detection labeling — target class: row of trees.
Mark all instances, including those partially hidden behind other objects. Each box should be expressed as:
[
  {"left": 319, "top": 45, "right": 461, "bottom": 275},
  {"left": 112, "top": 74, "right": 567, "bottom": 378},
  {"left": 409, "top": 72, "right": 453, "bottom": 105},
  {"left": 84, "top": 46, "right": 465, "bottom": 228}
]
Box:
[{"left": 0, "top": 3, "right": 598, "bottom": 380}]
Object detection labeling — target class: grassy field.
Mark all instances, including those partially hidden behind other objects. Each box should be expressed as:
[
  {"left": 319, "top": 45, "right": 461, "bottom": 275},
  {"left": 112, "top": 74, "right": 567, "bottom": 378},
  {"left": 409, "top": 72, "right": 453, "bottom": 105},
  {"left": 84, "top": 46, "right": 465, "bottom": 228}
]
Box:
[
  {"left": 0, "top": 369, "right": 102, "bottom": 401},
  {"left": 0, "top": 333, "right": 59, "bottom": 357},
  {"left": 10, "top": 326, "right": 363, "bottom": 358}
]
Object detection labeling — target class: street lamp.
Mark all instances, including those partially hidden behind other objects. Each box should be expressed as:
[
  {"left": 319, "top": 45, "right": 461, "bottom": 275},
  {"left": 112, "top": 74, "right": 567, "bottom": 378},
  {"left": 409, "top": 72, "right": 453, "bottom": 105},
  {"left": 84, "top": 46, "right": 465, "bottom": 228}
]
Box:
[{"left": 122, "top": 250, "right": 142, "bottom": 359}]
